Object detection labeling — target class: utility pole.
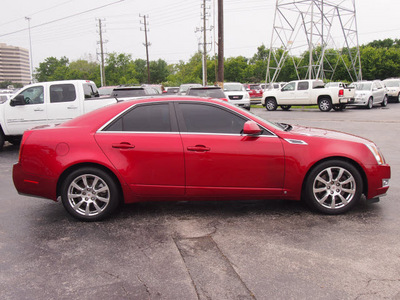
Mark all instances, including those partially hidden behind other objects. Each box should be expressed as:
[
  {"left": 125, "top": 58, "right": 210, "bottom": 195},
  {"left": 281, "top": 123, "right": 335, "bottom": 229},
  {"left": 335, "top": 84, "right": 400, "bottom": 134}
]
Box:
[
  {"left": 202, "top": 0, "right": 207, "bottom": 86},
  {"left": 25, "top": 17, "right": 33, "bottom": 83},
  {"left": 96, "top": 18, "right": 107, "bottom": 86},
  {"left": 217, "top": 0, "right": 224, "bottom": 87},
  {"left": 196, "top": 0, "right": 212, "bottom": 86},
  {"left": 140, "top": 14, "right": 151, "bottom": 84}
]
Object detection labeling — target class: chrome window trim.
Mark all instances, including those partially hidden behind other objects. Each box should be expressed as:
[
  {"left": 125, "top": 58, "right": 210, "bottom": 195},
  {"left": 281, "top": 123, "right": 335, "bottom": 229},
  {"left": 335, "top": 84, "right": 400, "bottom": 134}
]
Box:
[{"left": 97, "top": 99, "right": 278, "bottom": 138}]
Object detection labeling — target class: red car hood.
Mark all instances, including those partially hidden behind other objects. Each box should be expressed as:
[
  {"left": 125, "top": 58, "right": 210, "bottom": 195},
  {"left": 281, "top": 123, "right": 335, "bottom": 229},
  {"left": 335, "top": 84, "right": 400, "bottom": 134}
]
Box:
[{"left": 288, "top": 125, "right": 371, "bottom": 144}]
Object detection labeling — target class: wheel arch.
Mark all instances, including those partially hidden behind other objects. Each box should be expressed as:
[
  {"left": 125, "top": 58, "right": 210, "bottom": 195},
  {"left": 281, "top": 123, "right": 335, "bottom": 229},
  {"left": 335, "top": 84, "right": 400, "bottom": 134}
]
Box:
[
  {"left": 301, "top": 156, "right": 368, "bottom": 199},
  {"left": 317, "top": 94, "right": 332, "bottom": 102},
  {"left": 56, "top": 162, "right": 125, "bottom": 205}
]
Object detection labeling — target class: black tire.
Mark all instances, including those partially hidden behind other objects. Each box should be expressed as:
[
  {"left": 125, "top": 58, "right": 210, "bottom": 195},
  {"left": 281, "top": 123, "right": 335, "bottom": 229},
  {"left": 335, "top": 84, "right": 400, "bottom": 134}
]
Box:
[
  {"left": 0, "top": 130, "right": 4, "bottom": 152},
  {"left": 332, "top": 104, "right": 346, "bottom": 111},
  {"left": 318, "top": 98, "right": 332, "bottom": 112},
  {"left": 381, "top": 95, "right": 388, "bottom": 107},
  {"left": 397, "top": 93, "right": 400, "bottom": 103},
  {"left": 265, "top": 98, "right": 278, "bottom": 111},
  {"left": 61, "top": 167, "right": 120, "bottom": 221},
  {"left": 304, "top": 160, "right": 363, "bottom": 215},
  {"left": 281, "top": 105, "right": 291, "bottom": 111},
  {"left": 366, "top": 97, "right": 373, "bottom": 109},
  {"left": 8, "top": 136, "right": 22, "bottom": 146}
]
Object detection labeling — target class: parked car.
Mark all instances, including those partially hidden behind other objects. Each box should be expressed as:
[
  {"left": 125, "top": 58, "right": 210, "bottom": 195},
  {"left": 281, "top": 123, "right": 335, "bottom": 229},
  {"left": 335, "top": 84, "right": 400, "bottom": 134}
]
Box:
[
  {"left": 383, "top": 78, "right": 400, "bottom": 103},
  {"left": 186, "top": 86, "right": 228, "bottom": 101},
  {"left": 111, "top": 86, "right": 160, "bottom": 98},
  {"left": 13, "top": 97, "right": 390, "bottom": 221},
  {"left": 223, "top": 82, "right": 251, "bottom": 110},
  {"left": 243, "top": 84, "right": 263, "bottom": 98},
  {"left": 260, "top": 82, "right": 286, "bottom": 90},
  {"left": 0, "top": 93, "right": 12, "bottom": 104},
  {"left": 178, "top": 83, "right": 202, "bottom": 95},
  {"left": 325, "top": 82, "right": 351, "bottom": 88},
  {"left": 164, "top": 87, "right": 179, "bottom": 94},
  {"left": 349, "top": 81, "right": 388, "bottom": 109},
  {"left": 261, "top": 79, "right": 355, "bottom": 112},
  {"left": 98, "top": 86, "right": 117, "bottom": 96},
  {"left": 0, "top": 80, "right": 117, "bottom": 150}
]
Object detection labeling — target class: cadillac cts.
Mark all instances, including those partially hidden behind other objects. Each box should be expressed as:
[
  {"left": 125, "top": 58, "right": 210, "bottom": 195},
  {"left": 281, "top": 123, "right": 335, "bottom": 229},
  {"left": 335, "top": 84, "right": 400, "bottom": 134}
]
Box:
[{"left": 13, "top": 97, "right": 390, "bottom": 221}]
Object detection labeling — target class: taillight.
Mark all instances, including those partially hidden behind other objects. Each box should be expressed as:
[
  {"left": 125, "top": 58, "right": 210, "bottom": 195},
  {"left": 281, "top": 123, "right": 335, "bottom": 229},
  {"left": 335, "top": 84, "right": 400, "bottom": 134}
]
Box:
[
  {"left": 18, "top": 131, "right": 33, "bottom": 162},
  {"left": 338, "top": 89, "right": 344, "bottom": 97}
]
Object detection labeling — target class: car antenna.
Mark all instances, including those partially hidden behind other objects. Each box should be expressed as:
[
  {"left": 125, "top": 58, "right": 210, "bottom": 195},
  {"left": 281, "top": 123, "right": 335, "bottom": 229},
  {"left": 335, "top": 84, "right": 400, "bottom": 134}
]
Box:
[{"left": 114, "top": 96, "right": 122, "bottom": 103}]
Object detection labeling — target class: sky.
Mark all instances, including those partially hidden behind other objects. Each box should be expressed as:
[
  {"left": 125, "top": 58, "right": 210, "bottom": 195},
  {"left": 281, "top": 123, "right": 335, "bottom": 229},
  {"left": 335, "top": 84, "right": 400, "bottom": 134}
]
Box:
[{"left": 1, "top": 0, "right": 399, "bottom": 70}]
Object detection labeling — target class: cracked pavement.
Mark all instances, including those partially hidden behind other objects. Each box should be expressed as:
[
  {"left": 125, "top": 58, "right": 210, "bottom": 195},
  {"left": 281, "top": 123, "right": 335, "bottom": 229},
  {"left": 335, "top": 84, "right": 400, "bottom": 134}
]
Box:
[{"left": 1, "top": 105, "right": 400, "bottom": 299}]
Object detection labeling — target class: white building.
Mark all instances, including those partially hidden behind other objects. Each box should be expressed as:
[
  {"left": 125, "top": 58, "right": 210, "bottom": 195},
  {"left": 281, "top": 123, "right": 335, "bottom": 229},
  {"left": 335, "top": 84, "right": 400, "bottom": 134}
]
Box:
[{"left": 0, "top": 43, "right": 31, "bottom": 86}]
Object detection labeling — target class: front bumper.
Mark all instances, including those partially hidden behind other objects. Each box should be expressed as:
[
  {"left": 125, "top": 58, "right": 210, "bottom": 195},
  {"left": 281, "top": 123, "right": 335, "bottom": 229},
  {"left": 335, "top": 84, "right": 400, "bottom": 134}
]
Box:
[{"left": 366, "top": 164, "right": 391, "bottom": 200}]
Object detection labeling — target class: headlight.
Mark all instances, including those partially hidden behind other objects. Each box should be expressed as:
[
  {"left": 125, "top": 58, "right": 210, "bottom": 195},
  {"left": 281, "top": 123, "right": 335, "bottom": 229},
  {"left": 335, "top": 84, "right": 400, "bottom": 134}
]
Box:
[
  {"left": 365, "top": 144, "right": 385, "bottom": 165},
  {"left": 244, "top": 93, "right": 250, "bottom": 99}
]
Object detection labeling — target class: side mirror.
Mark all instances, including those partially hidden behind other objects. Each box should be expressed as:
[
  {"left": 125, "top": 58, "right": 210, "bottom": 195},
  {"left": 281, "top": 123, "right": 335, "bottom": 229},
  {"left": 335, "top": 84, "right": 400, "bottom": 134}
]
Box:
[
  {"left": 243, "top": 121, "right": 262, "bottom": 135},
  {"left": 10, "top": 95, "right": 26, "bottom": 106}
]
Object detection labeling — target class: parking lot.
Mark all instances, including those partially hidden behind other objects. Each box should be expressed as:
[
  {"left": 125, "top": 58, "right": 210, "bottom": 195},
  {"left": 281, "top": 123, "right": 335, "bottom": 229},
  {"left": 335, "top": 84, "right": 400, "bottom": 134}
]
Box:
[{"left": 1, "top": 104, "right": 399, "bottom": 300}]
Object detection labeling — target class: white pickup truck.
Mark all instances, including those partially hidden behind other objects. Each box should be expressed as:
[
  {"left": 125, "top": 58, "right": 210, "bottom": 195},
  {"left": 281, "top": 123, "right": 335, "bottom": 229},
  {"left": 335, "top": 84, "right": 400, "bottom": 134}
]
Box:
[
  {"left": 261, "top": 80, "right": 355, "bottom": 112},
  {"left": 0, "top": 80, "right": 117, "bottom": 150}
]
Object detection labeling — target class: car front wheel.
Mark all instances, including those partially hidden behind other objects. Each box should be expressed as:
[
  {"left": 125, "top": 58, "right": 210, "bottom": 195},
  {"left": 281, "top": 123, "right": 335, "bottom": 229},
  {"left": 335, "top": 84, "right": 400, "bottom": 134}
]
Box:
[
  {"left": 367, "top": 97, "right": 373, "bottom": 109},
  {"left": 381, "top": 95, "right": 388, "bottom": 107},
  {"left": 304, "top": 160, "right": 363, "bottom": 214},
  {"left": 61, "top": 167, "right": 120, "bottom": 221}
]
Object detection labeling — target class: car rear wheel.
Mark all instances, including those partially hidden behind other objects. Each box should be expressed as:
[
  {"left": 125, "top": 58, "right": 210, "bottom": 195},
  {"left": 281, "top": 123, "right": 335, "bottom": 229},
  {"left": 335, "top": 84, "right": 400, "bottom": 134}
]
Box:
[
  {"left": 281, "top": 105, "right": 291, "bottom": 111},
  {"left": 318, "top": 98, "right": 332, "bottom": 112},
  {"left": 304, "top": 160, "right": 363, "bottom": 214},
  {"left": 397, "top": 93, "right": 400, "bottom": 103},
  {"left": 61, "top": 167, "right": 120, "bottom": 221},
  {"left": 265, "top": 98, "right": 278, "bottom": 111}
]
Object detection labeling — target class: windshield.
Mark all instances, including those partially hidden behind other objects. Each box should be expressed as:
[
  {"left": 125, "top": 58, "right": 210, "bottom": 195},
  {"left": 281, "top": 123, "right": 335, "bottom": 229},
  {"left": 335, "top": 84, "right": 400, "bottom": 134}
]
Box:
[
  {"left": 355, "top": 83, "right": 372, "bottom": 91},
  {"left": 224, "top": 84, "right": 243, "bottom": 91},
  {"left": 384, "top": 80, "right": 399, "bottom": 87}
]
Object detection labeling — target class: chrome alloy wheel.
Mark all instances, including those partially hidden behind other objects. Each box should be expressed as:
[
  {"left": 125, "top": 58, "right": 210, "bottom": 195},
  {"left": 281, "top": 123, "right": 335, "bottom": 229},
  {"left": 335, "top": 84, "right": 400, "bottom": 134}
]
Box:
[
  {"left": 67, "top": 174, "right": 110, "bottom": 217},
  {"left": 312, "top": 166, "right": 356, "bottom": 210}
]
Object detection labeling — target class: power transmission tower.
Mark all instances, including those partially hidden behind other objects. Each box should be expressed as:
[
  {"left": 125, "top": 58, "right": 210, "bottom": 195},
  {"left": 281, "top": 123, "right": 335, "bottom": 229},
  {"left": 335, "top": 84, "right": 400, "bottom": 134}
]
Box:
[
  {"left": 196, "top": 0, "right": 213, "bottom": 86},
  {"left": 266, "top": 0, "right": 362, "bottom": 83},
  {"left": 140, "top": 14, "right": 151, "bottom": 84},
  {"left": 96, "top": 18, "right": 107, "bottom": 86}
]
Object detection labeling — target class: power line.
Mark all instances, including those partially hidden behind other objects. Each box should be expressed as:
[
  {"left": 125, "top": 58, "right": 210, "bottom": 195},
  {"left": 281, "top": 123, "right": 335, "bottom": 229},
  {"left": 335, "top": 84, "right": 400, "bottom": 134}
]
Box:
[{"left": 0, "top": 0, "right": 124, "bottom": 38}]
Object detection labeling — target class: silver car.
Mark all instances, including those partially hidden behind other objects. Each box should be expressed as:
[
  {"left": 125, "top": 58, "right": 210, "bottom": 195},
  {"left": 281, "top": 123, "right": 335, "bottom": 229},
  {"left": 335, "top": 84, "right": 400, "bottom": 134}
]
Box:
[{"left": 349, "top": 80, "right": 388, "bottom": 109}]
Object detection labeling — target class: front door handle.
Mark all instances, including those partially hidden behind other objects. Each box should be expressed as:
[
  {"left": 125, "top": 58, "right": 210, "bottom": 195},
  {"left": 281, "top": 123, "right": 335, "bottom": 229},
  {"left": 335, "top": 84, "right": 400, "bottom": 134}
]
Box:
[
  {"left": 112, "top": 142, "right": 135, "bottom": 149},
  {"left": 187, "top": 145, "right": 210, "bottom": 152}
]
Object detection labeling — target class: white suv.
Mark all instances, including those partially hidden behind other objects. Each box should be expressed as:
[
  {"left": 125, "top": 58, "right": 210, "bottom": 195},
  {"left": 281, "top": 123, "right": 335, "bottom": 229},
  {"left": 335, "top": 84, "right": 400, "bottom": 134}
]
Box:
[
  {"left": 383, "top": 78, "right": 400, "bottom": 103},
  {"left": 350, "top": 80, "right": 388, "bottom": 109},
  {"left": 223, "top": 82, "right": 251, "bottom": 110}
]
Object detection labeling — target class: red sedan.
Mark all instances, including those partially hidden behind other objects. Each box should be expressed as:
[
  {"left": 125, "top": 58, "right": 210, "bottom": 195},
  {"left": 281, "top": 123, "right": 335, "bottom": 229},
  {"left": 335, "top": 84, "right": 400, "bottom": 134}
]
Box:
[{"left": 13, "top": 97, "right": 390, "bottom": 221}]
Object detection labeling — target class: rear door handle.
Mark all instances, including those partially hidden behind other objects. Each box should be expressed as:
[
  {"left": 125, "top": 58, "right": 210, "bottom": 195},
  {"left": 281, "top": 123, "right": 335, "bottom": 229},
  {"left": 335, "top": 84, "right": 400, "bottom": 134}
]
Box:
[
  {"left": 187, "top": 145, "right": 210, "bottom": 152},
  {"left": 112, "top": 142, "right": 135, "bottom": 149}
]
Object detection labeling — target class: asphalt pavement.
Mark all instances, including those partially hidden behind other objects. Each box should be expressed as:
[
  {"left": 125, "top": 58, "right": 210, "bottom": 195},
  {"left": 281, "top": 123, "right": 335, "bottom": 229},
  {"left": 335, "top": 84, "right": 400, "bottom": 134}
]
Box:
[{"left": 1, "top": 104, "right": 399, "bottom": 300}]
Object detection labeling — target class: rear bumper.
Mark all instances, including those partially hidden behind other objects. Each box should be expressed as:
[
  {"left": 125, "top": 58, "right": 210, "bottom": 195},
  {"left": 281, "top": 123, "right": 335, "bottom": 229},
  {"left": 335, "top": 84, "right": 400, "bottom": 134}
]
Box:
[{"left": 13, "top": 162, "right": 58, "bottom": 201}]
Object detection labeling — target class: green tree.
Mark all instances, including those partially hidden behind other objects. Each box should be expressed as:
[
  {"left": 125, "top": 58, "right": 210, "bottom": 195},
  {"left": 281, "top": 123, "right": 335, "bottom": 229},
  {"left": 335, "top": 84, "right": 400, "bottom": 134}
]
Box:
[
  {"left": 35, "top": 56, "right": 69, "bottom": 82},
  {"left": 105, "top": 53, "right": 138, "bottom": 85}
]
